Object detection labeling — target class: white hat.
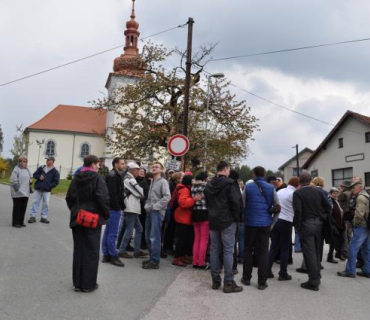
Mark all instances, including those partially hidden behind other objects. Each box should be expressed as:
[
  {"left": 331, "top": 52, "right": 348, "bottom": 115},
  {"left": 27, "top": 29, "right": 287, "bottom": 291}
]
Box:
[{"left": 127, "top": 162, "right": 140, "bottom": 169}]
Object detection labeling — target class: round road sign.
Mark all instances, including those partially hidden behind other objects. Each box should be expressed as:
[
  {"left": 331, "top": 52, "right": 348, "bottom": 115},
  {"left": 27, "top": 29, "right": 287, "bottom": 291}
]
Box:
[{"left": 168, "top": 134, "right": 190, "bottom": 157}]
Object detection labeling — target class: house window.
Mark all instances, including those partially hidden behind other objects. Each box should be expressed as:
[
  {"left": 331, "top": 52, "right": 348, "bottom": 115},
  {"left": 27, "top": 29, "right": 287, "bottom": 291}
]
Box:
[
  {"left": 338, "top": 138, "right": 343, "bottom": 148},
  {"left": 311, "top": 170, "right": 318, "bottom": 178},
  {"left": 80, "top": 143, "right": 90, "bottom": 158},
  {"left": 45, "top": 140, "right": 56, "bottom": 156},
  {"left": 332, "top": 168, "right": 353, "bottom": 188},
  {"left": 293, "top": 168, "right": 302, "bottom": 176},
  {"left": 365, "top": 132, "right": 370, "bottom": 143},
  {"left": 365, "top": 172, "right": 370, "bottom": 186}
]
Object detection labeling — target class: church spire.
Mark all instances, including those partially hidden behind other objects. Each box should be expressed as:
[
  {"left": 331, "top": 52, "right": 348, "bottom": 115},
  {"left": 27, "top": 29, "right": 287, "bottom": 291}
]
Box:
[{"left": 123, "top": 0, "right": 140, "bottom": 57}]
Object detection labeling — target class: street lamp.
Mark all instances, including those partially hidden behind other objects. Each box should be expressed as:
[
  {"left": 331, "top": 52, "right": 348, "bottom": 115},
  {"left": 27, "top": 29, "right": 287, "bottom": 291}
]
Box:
[
  {"left": 204, "top": 73, "right": 224, "bottom": 171},
  {"left": 36, "top": 139, "right": 45, "bottom": 168}
]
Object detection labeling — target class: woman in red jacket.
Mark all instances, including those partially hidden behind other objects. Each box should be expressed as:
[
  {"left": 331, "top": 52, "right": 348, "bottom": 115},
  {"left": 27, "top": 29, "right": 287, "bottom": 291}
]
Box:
[{"left": 172, "top": 175, "right": 202, "bottom": 267}]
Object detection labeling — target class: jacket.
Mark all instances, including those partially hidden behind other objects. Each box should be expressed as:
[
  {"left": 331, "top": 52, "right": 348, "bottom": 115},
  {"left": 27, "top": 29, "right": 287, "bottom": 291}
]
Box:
[
  {"left": 10, "top": 166, "right": 32, "bottom": 198},
  {"left": 353, "top": 191, "right": 370, "bottom": 228},
  {"left": 204, "top": 175, "right": 241, "bottom": 231},
  {"left": 144, "top": 177, "right": 171, "bottom": 215},
  {"left": 244, "top": 178, "right": 277, "bottom": 227},
  {"left": 173, "top": 184, "right": 194, "bottom": 225},
  {"left": 106, "top": 169, "right": 125, "bottom": 211},
  {"left": 124, "top": 172, "right": 144, "bottom": 214},
  {"left": 33, "top": 165, "right": 60, "bottom": 192},
  {"left": 191, "top": 180, "right": 208, "bottom": 222},
  {"left": 66, "top": 171, "right": 110, "bottom": 229}
]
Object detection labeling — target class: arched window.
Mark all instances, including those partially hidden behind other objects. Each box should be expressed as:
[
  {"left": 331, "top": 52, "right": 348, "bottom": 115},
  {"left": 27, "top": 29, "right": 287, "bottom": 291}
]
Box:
[
  {"left": 80, "top": 143, "right": 90, "bottom": 158},
  {"left": 45, "top": 140, "right": 56, "bottom": 156}
]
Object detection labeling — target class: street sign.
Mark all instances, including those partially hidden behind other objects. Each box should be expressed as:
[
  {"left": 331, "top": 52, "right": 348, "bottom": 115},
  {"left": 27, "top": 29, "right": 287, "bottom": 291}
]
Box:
[
  {"left": 165, "top": 159, "right": 182, "bottom": 171},
  {"left": 168, "top": 134, "right": 190, "bottom": 157}
]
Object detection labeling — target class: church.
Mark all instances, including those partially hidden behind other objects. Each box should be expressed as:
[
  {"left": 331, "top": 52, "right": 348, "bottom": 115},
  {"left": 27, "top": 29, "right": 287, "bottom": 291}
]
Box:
[{"left": 25, "top": 1, "right": 145, "bottom": 178}]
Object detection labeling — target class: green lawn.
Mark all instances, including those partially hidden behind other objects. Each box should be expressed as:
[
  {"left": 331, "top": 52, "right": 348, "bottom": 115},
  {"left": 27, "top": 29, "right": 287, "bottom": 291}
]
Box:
[{"left": 0, "top": 176, "right": 10, "bottom": 185}]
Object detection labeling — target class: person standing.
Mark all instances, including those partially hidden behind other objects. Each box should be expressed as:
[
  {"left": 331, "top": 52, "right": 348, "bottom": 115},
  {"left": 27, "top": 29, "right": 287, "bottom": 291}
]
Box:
[
  {"left": 10, "top": 156, "right": 32, "bottom": 228},
  {"left": 204, "top": 161, "right": 243, "bottom": 293},
  {"left": 241, "top": 166, "right": 280, "bottom": 290},
  {"left": 137, "top": 168, "right": 150, "bottom": 250},
  {"left": 142, "top": 162, "right": 171, "bottom": 269},
  {"left": 339, "top": 180, "right": 352, "bottom": 259},
  {"left": 98, "top": 158, "right": 109, "bottom": 179},
  {"left": 101, "top": 157, "right": 126, "bottom": 267},
  {"left": 337, "top": 180, "right": 370, "bottom": 278},
  {"left": 66, "top": 155, "right": 110, "bottom": 292},
  {"left": 118, "top": 162, "right": 147, "bottom": 259},
  {"left": 293, "top": 172, "right": 331, "bottom": 291},
  {"left": 28, "top": 156, "right": 60, "bottom": 224}
]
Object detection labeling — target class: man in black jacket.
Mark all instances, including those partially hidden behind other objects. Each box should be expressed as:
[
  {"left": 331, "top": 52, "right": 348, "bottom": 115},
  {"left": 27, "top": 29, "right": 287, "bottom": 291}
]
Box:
[
  {"left": 101, "top": 157, "right": 125, "bottom": 267},
  {"left": 204, "top": 161, "right": 243, "bottom": 294},
  {"left": 293, "top": 172, "right": 332, "bottom": 291}
]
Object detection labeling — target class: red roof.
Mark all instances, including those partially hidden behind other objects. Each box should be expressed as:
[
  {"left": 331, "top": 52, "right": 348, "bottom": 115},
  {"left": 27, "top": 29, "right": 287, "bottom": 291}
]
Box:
[{"left": 27, "top": 105, "right": 107, "bottom": 135}]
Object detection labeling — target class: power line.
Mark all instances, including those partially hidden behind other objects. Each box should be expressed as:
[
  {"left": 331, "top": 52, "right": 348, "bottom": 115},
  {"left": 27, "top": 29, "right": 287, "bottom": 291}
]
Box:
[
  {"left": 0, "top": 23, "right": 187, "bottom": 88},
  {"left": 210, "top": 37, "right": 370, "bottom": 62}
]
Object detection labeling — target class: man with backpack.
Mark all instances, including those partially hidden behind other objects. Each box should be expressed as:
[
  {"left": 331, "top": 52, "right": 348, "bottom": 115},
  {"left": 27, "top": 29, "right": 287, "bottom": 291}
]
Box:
[
  {"left": 28, "top": 157, "right": 60, "bottom": 224},
  {"left": 338, "top": 180, "right": 370, "bottom": 278}
]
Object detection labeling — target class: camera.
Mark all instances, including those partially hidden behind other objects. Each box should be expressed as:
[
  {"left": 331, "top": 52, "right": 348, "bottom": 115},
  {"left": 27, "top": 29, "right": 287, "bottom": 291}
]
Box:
[{"left": 268, "top": 205, "right": 280, "bottom": 215}]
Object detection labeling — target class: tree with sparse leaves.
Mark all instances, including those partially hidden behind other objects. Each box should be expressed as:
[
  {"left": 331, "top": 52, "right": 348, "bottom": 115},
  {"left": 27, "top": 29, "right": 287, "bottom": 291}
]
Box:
[
  {"left": 10, "top": 125, "right": 29, "bottom": 167},
  {"left": 93, "top": 42, "right": 258, "bottom": 170}
]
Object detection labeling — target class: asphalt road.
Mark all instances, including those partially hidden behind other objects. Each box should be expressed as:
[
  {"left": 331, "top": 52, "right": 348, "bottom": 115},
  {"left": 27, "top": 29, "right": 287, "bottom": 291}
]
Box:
[{"left": 1, "top": 183, "right": 370, "bottom": 320}]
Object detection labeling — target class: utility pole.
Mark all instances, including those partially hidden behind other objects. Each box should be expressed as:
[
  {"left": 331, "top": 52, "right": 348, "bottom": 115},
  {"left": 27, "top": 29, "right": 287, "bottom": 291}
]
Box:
[
  {"left": 182, "top": 17, "right": 194, "bottom": 171},
  {"left": 296, "top": 144, "right": 299, "bottom": 176}
]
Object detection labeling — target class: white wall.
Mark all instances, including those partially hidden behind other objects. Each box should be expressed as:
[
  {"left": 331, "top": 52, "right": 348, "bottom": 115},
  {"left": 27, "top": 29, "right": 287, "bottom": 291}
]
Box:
[
  {"left": 283, "top": 150, "right": 313, "bottom": 181},
  {"left": 27, "top": 130, "right": 105, "bottom": 179}
]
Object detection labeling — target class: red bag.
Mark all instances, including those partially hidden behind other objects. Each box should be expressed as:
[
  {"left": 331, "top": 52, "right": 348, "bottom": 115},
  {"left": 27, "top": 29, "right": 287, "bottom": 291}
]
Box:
[{"left": 76, "top": 209, "right": 99, "bottom": 229}]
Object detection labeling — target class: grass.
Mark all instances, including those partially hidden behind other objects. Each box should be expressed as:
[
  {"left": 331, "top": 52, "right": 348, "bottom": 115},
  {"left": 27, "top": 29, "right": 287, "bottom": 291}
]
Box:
[{"left": 0, "top": 176, "right": 10, "bottom": 185}]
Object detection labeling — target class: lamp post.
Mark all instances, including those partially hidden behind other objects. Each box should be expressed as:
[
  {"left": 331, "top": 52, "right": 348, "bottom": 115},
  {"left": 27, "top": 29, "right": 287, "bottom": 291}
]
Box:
[
  {"left": 203, "top": 73, "right": 224, "bottom": 171},
  {"left": 36, "top": 139, "right": 45, "bottom": 168}
]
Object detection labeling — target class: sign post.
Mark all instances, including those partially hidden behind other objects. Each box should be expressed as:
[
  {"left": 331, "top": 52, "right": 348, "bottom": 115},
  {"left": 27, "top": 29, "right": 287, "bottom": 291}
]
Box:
[{"left": 168, "top": 135, "right": 190, "bottom": 171}]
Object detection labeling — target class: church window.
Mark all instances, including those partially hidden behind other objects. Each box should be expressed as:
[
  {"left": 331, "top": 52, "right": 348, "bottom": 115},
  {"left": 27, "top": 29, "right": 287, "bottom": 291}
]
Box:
[
  {"left": 80, "top": 143, "right": 90, "bottom": 158},
  {"left": 45, "top": 140, "right": 56, "bottom": 157}
]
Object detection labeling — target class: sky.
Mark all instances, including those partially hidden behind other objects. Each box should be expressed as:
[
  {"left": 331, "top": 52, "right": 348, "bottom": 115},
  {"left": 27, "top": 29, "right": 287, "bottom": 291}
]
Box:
[{"left": 1, "top": 0, "right": 370, "bottom": 171}]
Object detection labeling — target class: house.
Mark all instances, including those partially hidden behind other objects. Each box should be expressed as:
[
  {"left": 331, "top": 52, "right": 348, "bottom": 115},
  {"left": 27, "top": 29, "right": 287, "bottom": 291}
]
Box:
[
  {"left": 302, "top": 110, "right": 370, "bottom": 189},
  {"left": 25, "top": 105, "right": 106, "bottom": 178},
  {"left": 278, "top": 147, "right": 314, "bottom": 182}
]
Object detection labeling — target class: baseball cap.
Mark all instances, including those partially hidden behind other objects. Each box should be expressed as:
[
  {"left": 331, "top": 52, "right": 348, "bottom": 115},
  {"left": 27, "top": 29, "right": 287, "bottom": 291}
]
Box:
[{"left": 127, "top": 162, "right": 140, "bottom": 169}]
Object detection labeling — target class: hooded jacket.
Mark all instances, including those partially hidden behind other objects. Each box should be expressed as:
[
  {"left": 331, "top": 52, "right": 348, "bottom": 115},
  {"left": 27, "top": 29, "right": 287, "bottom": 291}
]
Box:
[
  {"left": 66, "top": 171, "right": 110, "bottom": 229},
  {"left": 124, "top": 172, "right": 144, "bottom": 214},
  {"left": 353, "top": 190, "right": 370, "bottom": 228},
  {"left": 173, "top": 183, "right": 195, "bottom": 225},
  {"left": 204, "top": 175, "right": 241, "bottom": 231}
]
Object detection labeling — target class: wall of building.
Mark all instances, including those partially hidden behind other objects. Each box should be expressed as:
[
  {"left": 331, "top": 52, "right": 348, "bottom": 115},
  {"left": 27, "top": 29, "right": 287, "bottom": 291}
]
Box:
[
  {"left": 27, "top": 130, "right": 105, "bottom": 179},
  {"left": 306, "top": 117, "right": 370, "bottom": 188},
  {"left": 283, "top": 150, "right": 313, "bottom": 181}
]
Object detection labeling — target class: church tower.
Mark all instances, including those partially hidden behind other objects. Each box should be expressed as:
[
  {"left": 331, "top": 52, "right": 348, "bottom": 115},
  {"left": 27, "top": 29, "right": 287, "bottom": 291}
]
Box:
[{"left": 104, "top": 0, "right": 145, "bottom": 166}]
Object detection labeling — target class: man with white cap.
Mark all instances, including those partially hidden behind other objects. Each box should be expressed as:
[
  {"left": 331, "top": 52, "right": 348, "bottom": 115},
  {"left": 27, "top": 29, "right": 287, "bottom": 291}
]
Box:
[{"left": 118, "top": 162, "right": 147, "bottom": 259}]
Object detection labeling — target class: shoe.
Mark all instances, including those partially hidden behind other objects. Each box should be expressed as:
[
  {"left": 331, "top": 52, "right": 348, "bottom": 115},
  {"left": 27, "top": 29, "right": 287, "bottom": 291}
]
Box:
[
  {"left": 172, "top": 258, "right": 188, "bottom": 267},
  {"left": 212, "top": 280, "right": 221, "bottom": 290},
  {"left": 134, "top": 251, "right": 148, "bottom": 258},
  {"left": 192, "top": 265, "right": 199, "bottom": 269},
  {"left": 82, "top": 284, "right": 99, "bottom": 292},
  {"left": 182, "top": 256, "right": 193, "bottom": 264},
  {"left": 12, "top": 225, "right": 22, "bottom": 228},
  {"left": 142, "top": 261, "right": 159, "bottom": 269},
  {"left": 357, "top": 271, "right": 370, "bottom": 278},
  {"left": 126, "top": 244, "right": 134, "bottom": 252},
  {"left": 241, "top": 277, "right": 251, "bottom": 286},
  {"left": 40, "top": 218, "right": 50, "bottom": 224},
  {"left": 142, "top": 259, "right": 151, "bottom": 266},
  {"left": 327, "top": 258, "right": 338, "bottom": 264},
  {"left": 140, "top": 245, "right": 148, "bottom": 250},
  {"left": 110, "top": 257, "right": 125, "bottom": 267},
  {"left": 74, "top": 287, "right": 82, "bottom": 292},
  {"left": 339, "top": 256, "right": 346, "bottom": 261},
  {"left": 118, "top": 252, "right": 133, "bottom": 259},
  {"left": 197, "top": 264, "right": 210, "bottom": 270},
  {"left": 233, "top": 269, "right": 239, "bottom": 275},
  {"left": 161, "top": 252, "right": 168, "bottom": 259},
  {"left": 301, "top": 282, "right": 319, "bottom": 291},
  {"left": 21, "top": 224, "right": 26, "bottom": 227},
  {"left": 223, "top": 281, "right": 243, "bottom": 293},
  {"left": 278, "top": 274, "right": 292, "bottom": 281},
  {"left": 296, "top": 268, "right": 308, "bottom": 274},
  {"left": 102, "top": 256, "right": 111, "bottom": 263},
  {"left": 237, "top": 258, "right": 244, "bottom": 264},
  {"left": 258, "top": 283, "right": 268, "bottom": 290},
  {"left": 267, "top": 272, "right": 274, "bottom": 279},
  {"left": 337, "top": 271, "right": 355, "bottom": 278},
  {"left": 28, "top": 217, "right": 36, "bottom": 223},
  {"left": 164, "top": 249, "right": 176, "bottom": 256}
]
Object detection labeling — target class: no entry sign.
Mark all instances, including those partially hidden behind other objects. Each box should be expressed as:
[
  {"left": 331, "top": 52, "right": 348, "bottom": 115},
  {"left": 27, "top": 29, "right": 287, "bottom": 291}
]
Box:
[{"left": 168, "top": 134, "right": 190, "bottom": 157}]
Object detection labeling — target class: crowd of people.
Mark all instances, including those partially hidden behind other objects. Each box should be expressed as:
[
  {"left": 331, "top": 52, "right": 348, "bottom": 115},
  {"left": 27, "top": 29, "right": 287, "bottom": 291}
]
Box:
[{"left": 9, "top": 154, "right": 370, "bottom": 294}]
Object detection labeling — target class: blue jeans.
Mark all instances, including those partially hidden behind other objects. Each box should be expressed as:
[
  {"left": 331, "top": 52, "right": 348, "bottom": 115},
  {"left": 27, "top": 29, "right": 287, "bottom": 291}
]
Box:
[
  {"left": 118, "top": 212, "right": 143, "bottom": 254},
  {"left": 294, "top": 228, "right": 302, "bottom": 252},
  {"left": 237, "top": 223, "right": 244, "bottom": 260},
  {"left": 101, "top": 210, "right": 121, "bottom": 258},
  {"left": 30, "top": 190, "right": 50, "bottom": 218},
  {"left": 145, "top": 211, "right": 164, "bottom": 265},
  {"left": 345, "top": 226, "right": 370, "bottom": 275},
  {"left": 210, "top": 223, "right": 236, "bottom": 284}
]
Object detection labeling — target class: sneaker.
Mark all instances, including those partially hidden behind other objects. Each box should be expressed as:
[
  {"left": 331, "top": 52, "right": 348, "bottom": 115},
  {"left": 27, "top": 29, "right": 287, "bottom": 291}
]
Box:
[
  {"left": 172, "top": 258, "right": 188, "bottom": 267},
  {"left": 118, "top": 252, "right": 133, "bottom": 259},
  {"left": 296, "top": 268, "right": 308, "bottom": 274},
  {"left": 142, "top": 261, "right": 159, "bottom": 269},
  {"left": 278, "top": 274, "right": 292, "bottom": 281},
  {"left": 327, "top": 258, "right": 338, "bottom": 264},
  {"left": 223, "top": 281, "right": 243, "bottom": 293},
  {"left": 82, "top": 284, "right": 99, "bottom": 292},
  {"left": 12, "top": 224, "right": 22, "bottom": 228},
  {"left": 133, "top": 251, "right": 149, "bottom": 258},
  {"left": 357, "top": 271, "right": 370, "bottom": 278},
  {"left": 110, "top": 257, "right": 125, "bottom": 267},
  {"left": 267, "top": 272, "right": 274, "bottom": 279},
  {"left": 258, "top": 283, "right": 268, "bottom": 290},
  {"left": 212, "top": 280, "right": 221, "bottom": 290},
  {"left": 241, "top": 277, "right": 251, "bottom": 286},
  {"left": 40, "top": 218, "right": 50, "bottom": 224},
  {"left": 102, "top": 256, "right": 111, "bottom": 263},
  {"left": 337, "top": 271, "right": 355, "bottom": 278},
  {"left": 301, "top": 281, "right": 319, "bottom": 291},
  {"left": 28, "top": 217, "right": 36, "bottom": 223},
  {"left": 21, "top": 224, "right": 26, "bottom": 227}
]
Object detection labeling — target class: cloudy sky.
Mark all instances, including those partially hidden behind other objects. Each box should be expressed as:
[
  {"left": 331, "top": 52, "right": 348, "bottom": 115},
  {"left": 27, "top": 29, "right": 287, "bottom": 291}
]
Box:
[{"left": 1, "top": 0, "right": 370, "bottom": 170}]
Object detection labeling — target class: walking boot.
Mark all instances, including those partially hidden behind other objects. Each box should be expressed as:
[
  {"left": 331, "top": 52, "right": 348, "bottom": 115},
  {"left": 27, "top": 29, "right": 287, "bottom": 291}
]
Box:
[
  {"left": 223, "top": 281, "right": 243, "bottom": 293},
  {"left": 110, "top": 257, "right": 125, "bottom": 267}
]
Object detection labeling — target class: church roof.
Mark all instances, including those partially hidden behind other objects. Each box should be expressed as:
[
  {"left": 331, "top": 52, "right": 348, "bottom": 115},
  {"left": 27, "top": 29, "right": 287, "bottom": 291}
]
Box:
[{"left": 27, "top": 105, "right": 107, "bottom": 135}]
